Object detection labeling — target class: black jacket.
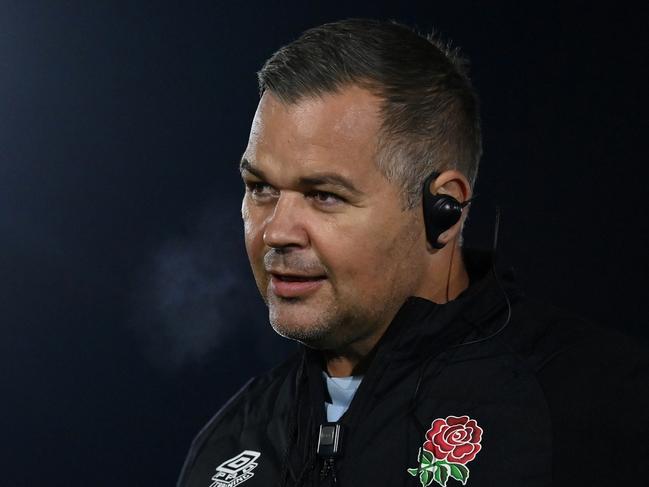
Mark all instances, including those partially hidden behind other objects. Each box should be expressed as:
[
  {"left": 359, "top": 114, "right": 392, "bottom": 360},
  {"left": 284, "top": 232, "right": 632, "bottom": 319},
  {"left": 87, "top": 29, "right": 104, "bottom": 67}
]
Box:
[{"left": 178, "top": 250, "right": 649, "bottom": 487}]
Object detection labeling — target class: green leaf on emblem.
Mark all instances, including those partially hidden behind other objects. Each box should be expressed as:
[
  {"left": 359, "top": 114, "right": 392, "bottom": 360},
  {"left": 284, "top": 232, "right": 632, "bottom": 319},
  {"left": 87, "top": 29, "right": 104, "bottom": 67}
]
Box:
[
  {"left": 428, "top": 461, "right": 448, "bottom": 486},
  {"left": 433, "top": 465, "right": 441, "bottom": 485},
  {"left": 449, "top": 463, "right": 470, "bottom": 485},
  {"left": 420, "top": 468, "right": 431, "bottom": 486},
  {"left": 409, "top": 450, "right": 473, "bottom": 487},
  {"left": 438, "top": 463, "right": 449, "bottom": 486},
  {"left": 421, "top": 450, "right": 434, "bottom": 464}
]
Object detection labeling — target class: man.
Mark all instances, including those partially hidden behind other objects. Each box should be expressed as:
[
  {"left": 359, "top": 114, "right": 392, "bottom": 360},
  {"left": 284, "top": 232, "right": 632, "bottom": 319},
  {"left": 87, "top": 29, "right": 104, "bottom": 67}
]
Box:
[{"left": 178, "top": 19, "right": 648, "bottom": 487}]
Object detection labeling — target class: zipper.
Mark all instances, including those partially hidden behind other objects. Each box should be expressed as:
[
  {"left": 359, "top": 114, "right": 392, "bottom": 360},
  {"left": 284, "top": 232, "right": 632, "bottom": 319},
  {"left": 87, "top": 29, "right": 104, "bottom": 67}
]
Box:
[{"left": 319, "top": 458, "right": 338, "bottom": 485}]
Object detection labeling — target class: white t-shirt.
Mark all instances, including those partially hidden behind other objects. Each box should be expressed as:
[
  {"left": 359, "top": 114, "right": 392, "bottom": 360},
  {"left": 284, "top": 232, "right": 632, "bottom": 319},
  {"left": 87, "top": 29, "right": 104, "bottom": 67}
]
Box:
[{"left": 322, "top": 371, "right": 363, "bottom": 422}]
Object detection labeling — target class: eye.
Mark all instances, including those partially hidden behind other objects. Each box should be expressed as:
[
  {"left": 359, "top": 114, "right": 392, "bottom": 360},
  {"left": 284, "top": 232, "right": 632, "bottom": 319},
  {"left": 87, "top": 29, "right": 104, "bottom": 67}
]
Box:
[
  {"left": 305, "top": 190, "right": 344, "bottom": 206},
  {"left": 245, "top": 181, "right": 276, "bottom": 199}
]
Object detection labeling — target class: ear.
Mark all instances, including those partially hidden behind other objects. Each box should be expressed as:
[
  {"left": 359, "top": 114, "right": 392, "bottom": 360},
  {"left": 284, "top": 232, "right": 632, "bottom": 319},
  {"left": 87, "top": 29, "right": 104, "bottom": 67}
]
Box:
[{"left": 429, "top": 170, "right": 473, "bottom": 246}]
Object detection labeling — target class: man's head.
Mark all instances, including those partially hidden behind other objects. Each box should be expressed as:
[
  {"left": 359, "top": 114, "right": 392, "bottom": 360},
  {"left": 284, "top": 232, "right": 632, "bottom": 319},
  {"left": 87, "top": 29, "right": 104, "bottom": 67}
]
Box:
[
  {"left": 240, "top": 19, "right": 480, "bottom": 354},
  {"left": 257, "top": 18, "right": 482, "bottom": 210}
]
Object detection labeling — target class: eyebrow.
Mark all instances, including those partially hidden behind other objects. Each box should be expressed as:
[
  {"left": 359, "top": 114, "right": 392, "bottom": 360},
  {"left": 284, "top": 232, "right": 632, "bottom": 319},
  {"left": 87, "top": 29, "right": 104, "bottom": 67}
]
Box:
[{"left": 239, "top": 157, "right": 364, "bottom": 197}]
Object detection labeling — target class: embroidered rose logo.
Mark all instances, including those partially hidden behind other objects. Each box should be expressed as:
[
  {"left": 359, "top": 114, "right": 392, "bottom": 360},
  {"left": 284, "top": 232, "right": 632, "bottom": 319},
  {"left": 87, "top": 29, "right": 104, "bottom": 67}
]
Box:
[{"left": 408, "top": 415, "right": 483, "bottom": 486}]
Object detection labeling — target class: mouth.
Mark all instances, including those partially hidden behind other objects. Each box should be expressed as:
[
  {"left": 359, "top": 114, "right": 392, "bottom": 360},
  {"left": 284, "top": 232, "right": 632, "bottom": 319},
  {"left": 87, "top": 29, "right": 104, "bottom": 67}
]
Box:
[
  {"left": 272, "top": 274, "right": 326, "bottom": 282},
  {"left": 269, "top": 273, "right": 327, "bottom": 298}
]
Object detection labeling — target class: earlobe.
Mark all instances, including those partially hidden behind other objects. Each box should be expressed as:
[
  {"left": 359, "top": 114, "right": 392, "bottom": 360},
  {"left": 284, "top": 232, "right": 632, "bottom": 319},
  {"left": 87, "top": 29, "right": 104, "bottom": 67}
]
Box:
[
  {"left": 437, "top": 230, "right": 450, "bottom": 245},
  {"left": 436, "top": 223, "right": 463, "bottom": 247}
]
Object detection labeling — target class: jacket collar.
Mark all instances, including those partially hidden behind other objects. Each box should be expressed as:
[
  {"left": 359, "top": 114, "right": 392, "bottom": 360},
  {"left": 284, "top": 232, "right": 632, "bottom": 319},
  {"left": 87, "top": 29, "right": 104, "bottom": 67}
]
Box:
[{"left": 384, "top": 247, "right": 520, "bottom": 359}]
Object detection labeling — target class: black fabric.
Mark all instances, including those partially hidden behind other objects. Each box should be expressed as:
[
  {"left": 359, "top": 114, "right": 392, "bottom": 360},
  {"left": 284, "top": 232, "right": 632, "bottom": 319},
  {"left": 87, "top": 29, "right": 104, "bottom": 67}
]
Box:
[{"left": 177, "top": 249, "right": 649, "bottom": 487}]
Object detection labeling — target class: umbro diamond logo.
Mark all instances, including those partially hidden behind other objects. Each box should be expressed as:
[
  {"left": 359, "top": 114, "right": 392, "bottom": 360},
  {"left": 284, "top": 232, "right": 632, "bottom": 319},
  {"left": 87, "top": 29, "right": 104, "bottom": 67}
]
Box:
[{"left": 209, "top": 450, "right": 261, "bottom": 487}]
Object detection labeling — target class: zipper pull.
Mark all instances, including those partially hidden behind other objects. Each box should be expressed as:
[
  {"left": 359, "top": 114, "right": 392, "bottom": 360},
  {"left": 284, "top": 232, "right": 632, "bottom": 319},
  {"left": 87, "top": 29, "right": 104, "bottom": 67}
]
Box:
[{"left": 317, "top": 423, "right": 343, "bottom": 485}]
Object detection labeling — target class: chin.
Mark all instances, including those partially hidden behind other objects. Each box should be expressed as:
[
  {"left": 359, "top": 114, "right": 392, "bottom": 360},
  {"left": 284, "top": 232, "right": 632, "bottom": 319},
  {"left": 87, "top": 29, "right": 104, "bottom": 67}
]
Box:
[{"left": 269, "top": 306, "right": 336, "bottom": 349}]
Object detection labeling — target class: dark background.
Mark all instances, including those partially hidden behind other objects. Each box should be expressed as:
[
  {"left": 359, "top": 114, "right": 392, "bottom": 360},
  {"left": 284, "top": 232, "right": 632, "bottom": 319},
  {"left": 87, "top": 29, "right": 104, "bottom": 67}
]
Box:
[{"left": 1, "top": 1, "right": 647, "bottom": 485}]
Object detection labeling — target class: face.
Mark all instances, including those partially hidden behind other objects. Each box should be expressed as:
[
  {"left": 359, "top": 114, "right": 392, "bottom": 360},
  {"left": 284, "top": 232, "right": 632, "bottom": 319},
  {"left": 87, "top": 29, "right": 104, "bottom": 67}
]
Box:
[{"left": 240, "top": 85, "right": 430, "bottom": 352}]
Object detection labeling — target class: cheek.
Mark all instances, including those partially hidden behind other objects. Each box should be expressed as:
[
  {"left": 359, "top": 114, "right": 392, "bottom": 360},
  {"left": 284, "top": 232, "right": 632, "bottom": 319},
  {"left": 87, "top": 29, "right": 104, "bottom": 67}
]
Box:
[
  {"left": 352, "top": 218, "right": 422, "bottom": 292},
  {"left": 317, "top": 215, "right": 405, "bottom": 284},
  {"left": 242, "top": 201, "right": 266, "bottom": 268},
  {"left": 242, "top": 218, "right": 258, "bottom": 253}
]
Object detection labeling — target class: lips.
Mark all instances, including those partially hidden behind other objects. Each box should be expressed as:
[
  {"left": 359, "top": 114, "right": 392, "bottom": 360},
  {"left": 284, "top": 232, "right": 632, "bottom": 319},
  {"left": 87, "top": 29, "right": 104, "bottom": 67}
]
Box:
[
  {"left": 272, "top": 274, "right": 325, "bottom": 282},
  {"left": 270, "top": 273, "right": 326, "bottom": 298}
]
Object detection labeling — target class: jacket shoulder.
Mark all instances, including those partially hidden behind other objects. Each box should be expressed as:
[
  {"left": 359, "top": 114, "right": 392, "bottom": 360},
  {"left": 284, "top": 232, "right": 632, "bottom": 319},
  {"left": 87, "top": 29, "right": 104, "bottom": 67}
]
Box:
[
  {"left": 177, "top": 352, "right": 301, "bottom": 486},
  {"left": 506, "top": 298, "right": 649, "bottom": 484},
  {"left": 501, "top": 296, "right": 649, "bottom": 407},
  {"left": 500, "top": 296, "right": 648, "bottom": 373}
]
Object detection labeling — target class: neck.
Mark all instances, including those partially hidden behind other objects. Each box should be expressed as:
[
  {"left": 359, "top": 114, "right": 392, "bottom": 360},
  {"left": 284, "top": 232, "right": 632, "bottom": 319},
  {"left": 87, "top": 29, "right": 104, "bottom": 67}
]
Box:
[
  {"left": 324, "top": 349, "right": 371, "bottom": 377},
  {"left": 423, "top": 241, "right": 470, "bottom": 304},
  {"left": 325, "top": 242, "right": 469, "bottom": 377}
]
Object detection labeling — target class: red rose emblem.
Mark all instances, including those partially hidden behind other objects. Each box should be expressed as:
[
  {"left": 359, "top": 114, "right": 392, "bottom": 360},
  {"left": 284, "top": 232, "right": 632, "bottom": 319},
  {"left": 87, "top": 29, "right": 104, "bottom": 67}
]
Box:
[{"left": 423, "top": 415, "right": 483, "bottom": 465}]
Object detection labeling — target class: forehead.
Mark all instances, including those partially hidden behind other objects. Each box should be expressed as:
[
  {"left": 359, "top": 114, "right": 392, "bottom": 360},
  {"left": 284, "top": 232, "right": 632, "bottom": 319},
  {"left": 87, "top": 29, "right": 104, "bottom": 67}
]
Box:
[{"left": 243, "top": 86, "right": 384, "bottom": 180}]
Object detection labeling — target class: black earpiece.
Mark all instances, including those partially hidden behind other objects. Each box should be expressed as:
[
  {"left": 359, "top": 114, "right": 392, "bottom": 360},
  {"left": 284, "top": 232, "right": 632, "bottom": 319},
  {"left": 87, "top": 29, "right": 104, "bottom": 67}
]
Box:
[{"left": 422, "top": 171, "right": 471, "bottom": 249}]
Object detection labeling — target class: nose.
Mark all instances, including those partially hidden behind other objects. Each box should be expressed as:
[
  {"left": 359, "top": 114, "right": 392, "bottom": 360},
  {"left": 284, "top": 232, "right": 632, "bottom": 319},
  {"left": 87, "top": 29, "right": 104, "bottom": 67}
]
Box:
[{"left": 262, "top": 192, "right": 309, "bottom": 249}]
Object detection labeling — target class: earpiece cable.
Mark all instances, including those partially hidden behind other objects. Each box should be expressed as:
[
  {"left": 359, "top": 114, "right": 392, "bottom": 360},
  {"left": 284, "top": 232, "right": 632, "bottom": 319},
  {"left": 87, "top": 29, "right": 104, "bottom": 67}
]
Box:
[{"left": 449, "top": 205, "right": 512, "bottom": 348}]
